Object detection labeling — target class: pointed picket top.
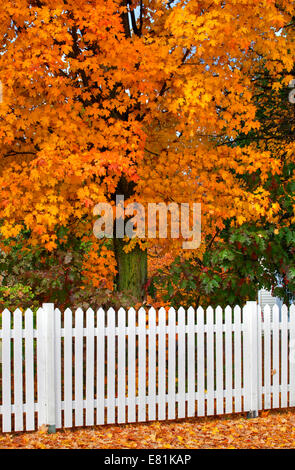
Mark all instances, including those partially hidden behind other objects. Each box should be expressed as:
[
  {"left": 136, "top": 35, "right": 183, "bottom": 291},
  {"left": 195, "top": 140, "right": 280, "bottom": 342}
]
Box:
[
  {"left": 187, "top": 306, "right": 195, "bottom": 316},
  {"left": 36, "top": 306, "right": 44, "bottom": 317},
  {"left": 64, "top": 307, "right": 72, "bottom": 316},
  {"left": 225, "top": 305, "right": 232, "bottom": 314},
  {"left": 74, "top": 307, "right": 83, "bottom": 316},
  {"left": 24, "top": 308, "right": 33, "bottom": 327},
  {"left": 290, "top": 303, "right": 295, "bottom": 318},
  {"left": 206, "top": 305, "right": 214, "bottom": 315},
  {"left": 97, "top": 307, "right": 105, "bottom": 317},
  {"left": 234, "top": 305, "right": 241, "bottom": 314},
  {"left": 148, "top": 306, "right": 156, "bottom": 316},
  {"left": 281, "top": 304, "right": 288, "bottom": 317},
  {"left": 24, "top": 308, "right": 33, "bottom": 316},
  {"left": 13, "top": 307, "right": 22, "bottom": 316},
  {"left": 138, "top": 306, "right": 146, "bottom": 317},
  {"left": 2, "top": 308, "right": 11, "bottom": 322},
  {"left": 127, "top": 307, "right": 136, "bottom": 315},
  {"left": 106, "top": 307, "right": 116, "bottom": 316},
  {"left": 215, "top": 305, "right": 223, "bottom": 316},
  {"left": 177, "top": 306, "right": 185, "bottom": 315},
  {"left": 118, "top": 307, "right": 126, "bottom": 316},
  {"left": 233, "top": 305, "right": 241, "bottom": 322},
  {"left": 197, "top": 306, "right": 204, "bottom": 315},
  {"left": 86, "top": 307, "right": 94, "bottom": 316},
  {"left": 168, "top": 307, "right": 176, "bottom": 316},
  {"left": 158, "top": 307, "right": 166, "bottom": 316},
  {"left": 273, "top": 304, "right": 279, "bottom": 318}
]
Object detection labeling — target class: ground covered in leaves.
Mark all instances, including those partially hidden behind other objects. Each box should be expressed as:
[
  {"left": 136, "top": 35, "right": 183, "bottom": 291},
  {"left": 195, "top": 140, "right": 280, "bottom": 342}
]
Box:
[{"left": 1, "top": 410, "right": 295, "bottom": 449}]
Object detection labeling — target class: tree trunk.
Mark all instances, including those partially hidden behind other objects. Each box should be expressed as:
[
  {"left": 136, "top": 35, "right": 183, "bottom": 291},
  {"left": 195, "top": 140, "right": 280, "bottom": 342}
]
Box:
[{"left": 114, "top": 237, "right": 147, "bottom": 301}]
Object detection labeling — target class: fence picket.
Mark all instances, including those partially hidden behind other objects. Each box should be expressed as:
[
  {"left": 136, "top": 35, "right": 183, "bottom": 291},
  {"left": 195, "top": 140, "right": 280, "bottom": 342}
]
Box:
[
  {"left": 2, "top": 309, "right": 12, "bottom": 432},
  {"left": 263, "top": 305, "right": 271, "bottom": 409},
  {"left": 225, "top": 306, "right": 233, "bottom": 414},
  {"left": 206, "top": 307, "right": 214, "bottom": 416},
  {"left": 197, "top": 307, "right": 205, "bottom": 417},
  {"left": 272, "top": 305, "right": 280, "bottom": 409},
  {"left": 187, "top": 307, "right": 195, "bottom": 417},
  {"left": 96, "top": 308, "right": 105, "bottom": 425},
  {"left": 158, "top": 307, "right": 166, "bottom": 421},
  {"left": 24, "top": 309, "right": 34, "bottom": 431},
  {"left": 37, "top": 307, "right": 46, "bottom": 428},
  {"left": 74, "top": 308, "right": 84, "bottom": 427},
  {"left": 86, "top": 308, "right": 95, "bottom": 426},
  {"left": 127, "top": 308, "right": 136, "bottom": 423},
  {"left": 281, "top": 305, "right": 288, "bottom": 408},
  {"left": 148, "top": 307, "right": 156, "bottom": 421},
  {"left": 216, "top": 306, "right": 223, "bottom": 415},
  {"left": 64, "top": 308, "right": 73, "bottom": 428},
  {"left": 13, "top": 309, "right": 23, "bottom": 431},
  {"left": 168, "top": 308, "right": 176, "bottom": 420},
  {"left": 107, "top": 308, "right": 115, "bottom": 424},
  {"left": 118, "top": 308, "right": 126, "bottom": 424},
  {"left": 138, "top": 307, "right": 147, "bottom": 422},
  {"left": 177, "top": 307, "right": 186, "bottom": 418},
  {"left": 233, "top": 306, "right": 242, "bottom": 413},
  {"left": 55, "top": 308, "right": 62, "bottom": 429},
  {"left": 290, "top": 305, "right": 295, "bottom": 407}
]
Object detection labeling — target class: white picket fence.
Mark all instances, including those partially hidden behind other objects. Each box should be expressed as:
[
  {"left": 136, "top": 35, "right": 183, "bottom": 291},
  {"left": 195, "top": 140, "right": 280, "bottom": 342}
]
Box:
[{"left": 0, "top": 301, "right": 295, "bottom": 433}]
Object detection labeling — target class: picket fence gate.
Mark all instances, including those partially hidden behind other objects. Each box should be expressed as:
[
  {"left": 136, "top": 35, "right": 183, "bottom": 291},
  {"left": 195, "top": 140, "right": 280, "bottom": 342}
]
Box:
[{"left": 0, "top": 301, "right": 295, "bottom": 433}]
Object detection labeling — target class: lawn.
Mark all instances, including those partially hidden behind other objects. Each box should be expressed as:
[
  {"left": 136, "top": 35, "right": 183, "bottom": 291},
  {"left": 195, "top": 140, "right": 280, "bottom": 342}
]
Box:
[{"left": 0, "top": 409, "right": 295, "bottom": 449}]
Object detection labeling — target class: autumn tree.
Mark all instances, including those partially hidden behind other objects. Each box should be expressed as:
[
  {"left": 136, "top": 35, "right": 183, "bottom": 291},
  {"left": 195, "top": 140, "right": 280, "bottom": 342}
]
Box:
[{"left": 0, "top": 0, "right": 294, "bottom": 302}]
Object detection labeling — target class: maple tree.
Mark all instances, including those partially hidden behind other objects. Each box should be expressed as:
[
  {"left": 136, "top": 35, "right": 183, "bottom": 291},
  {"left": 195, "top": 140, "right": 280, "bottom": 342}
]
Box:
[{"left": 0, "top": 0, "right": 295, "bottom": 301}]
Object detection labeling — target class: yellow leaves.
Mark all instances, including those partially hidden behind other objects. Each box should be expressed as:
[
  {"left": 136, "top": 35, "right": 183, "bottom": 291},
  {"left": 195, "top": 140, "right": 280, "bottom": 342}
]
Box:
[{"left": 0, "top": 0, "right": 293, "bottom": 272}]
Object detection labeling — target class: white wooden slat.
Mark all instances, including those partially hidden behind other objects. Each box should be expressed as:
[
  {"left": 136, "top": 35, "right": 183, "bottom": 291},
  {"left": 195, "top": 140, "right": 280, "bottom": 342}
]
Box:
[
  {"left": 225, "top": 306, "right": 233, "bottom": 414},
  {"left": 86, "top": 308, "right": 95, "bottom": 426},
  {"left": 206, "top": 307, "right": 214, "bottom": 416},
  {"left": 197, "top": 307, "right": 205, "bottom": 417},
  {"left": 242, "top": 304, "right": 250, "bottom": 412},
  {"left": 55, "top": 308, "right": 62, "bottom": 429},
  {"left": 74, "top": 308, "right": 84, "bottom": 427},
  {"left": 168, "top": 308, "right": 176, "bottom": 420},
  {"left": 158, "top": 307, "right": 166, "bottom": 421},
  {"left": 2, "top": 309, "right": 12, "bottom": 432},
  {"left": 263, "top": 305, "right": 271, "bottom": 409},
  {"left": 177, "top": 307, "right": 186, "bottom": 419},
  {"left": 117, "top": 308, "right": 126, "bottom": 424},
  {"left": 281, "top": 305, "right": 288, "bottom": 408},
  {"left": 233, "top": 306, "right": 242, "bottom": 413},
  {"left": 13, "top": 309, "right": 23, "bottom": 431},
  {"left": 216, "top": 306, "right": 223, "bottom": 415},
  {"left": 37, "top": 307, "right": 46, "bottom": 428},
  {"left": 127, "top": 308, "right": 136, "bottom": 423},
  {"left": 64, "top": 308, "right": 73, "bottom": 428},
  {"left": 257, "top": 305, "right": 263, "bottom": 411},
  {"left": 96, "top": 308, "right": 105, "bottom": 425},
  {"left": 25, "top": 309, "right": 34, "bottom": 431},
  {"left": 187, "top": 307, "right": 195, "bottom": 417},
  {"left": 272, "top": 305, "right": 280, "bottom": 409},
  {"left": 138, "top": 307, "right": 147, "bottom": 422},
  {"left": 148, "top": 307, "right": 156, "bottom": 421},
  {"left": 107, "top": 308, "right": 115, "bottom": 424},
  {"left": 290, "top": 305, "right": 295, "bottom": 407}
]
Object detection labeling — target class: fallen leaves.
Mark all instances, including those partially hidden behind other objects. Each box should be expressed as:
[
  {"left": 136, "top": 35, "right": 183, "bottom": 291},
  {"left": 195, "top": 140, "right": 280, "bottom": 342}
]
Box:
[{"left": 1, "top": 409, "right": 295, "bottom": 449}]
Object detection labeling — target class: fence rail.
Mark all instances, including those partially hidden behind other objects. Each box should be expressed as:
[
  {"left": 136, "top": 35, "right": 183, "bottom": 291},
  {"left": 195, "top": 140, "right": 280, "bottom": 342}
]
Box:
[{"left": 0, "top": 301, "right": 294, "bottom": 433}]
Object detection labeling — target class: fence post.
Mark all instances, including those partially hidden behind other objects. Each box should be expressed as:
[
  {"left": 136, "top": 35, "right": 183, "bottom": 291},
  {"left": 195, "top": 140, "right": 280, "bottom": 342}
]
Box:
[
  {"left": 245, "top": 301, "right": 259, "bottom": 418},
  {"left": 42, "top": 303, "right": 57, "bottom": 433}
]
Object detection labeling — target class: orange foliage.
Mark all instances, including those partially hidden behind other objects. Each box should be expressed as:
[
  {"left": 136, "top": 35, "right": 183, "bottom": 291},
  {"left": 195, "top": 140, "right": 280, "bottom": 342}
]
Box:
[{"left": 0, "top": 1, "right": 294, "bottom": 278}]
